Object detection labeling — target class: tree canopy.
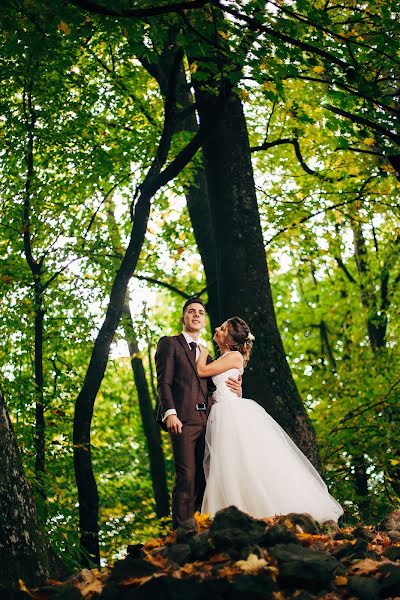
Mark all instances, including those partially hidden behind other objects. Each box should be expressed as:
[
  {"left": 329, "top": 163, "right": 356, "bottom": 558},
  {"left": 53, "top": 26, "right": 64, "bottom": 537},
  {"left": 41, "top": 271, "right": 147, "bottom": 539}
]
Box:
[{"left": 0, "top": 0, "right": 399, "bottom": 577}]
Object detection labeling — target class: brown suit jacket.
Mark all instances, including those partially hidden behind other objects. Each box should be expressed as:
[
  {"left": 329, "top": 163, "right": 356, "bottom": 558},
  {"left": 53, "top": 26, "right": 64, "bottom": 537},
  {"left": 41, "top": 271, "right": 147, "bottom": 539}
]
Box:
[{"left": 155, "top": 334, "right": 215, "bottom": 429}]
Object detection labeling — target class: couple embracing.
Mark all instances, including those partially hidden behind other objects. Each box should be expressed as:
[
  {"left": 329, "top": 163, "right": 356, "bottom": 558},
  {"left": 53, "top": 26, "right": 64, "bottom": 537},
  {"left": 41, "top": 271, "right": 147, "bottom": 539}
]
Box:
[{"left": 155, "top": 298, "right": 343, "bottom": 529}]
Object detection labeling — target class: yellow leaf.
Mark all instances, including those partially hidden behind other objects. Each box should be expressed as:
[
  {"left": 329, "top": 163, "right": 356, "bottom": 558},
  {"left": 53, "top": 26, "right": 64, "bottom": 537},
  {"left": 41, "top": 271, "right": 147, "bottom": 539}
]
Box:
[
  {"left": 390, "top": 458, "right": 400, "bottom": 466},
  {"left": 335, "top": 576, "right": 348, "bottom": 586},
  {"left": 364, "top": 137, "right": 376, "bottom": 146},
  {"left": 58, "top": 21, "right": 71, "bottom": 35},
  {"left": 218, "top": 30, "right": 229, "bottom": 40},
  {"left": 313, "top": 65, "right": 325, "bottom": 74},
  {"left": 235, "top": 553, "right": 268, "bottom": 572},
  {"left": 190, "top": 62, "right": 197, "bottom": 75},
  {"left": 194, "top": 511, "right": 211, "bottom": 530},
  {"left": 263, "top": 81, "right": 277, "bottom": 93}
]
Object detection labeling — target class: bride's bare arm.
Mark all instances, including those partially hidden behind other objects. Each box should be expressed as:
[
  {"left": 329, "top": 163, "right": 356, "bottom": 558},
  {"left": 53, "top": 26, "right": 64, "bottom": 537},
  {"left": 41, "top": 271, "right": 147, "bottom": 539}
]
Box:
[{"left": 197, "top": 347, "right": 243, "bottom": 377}]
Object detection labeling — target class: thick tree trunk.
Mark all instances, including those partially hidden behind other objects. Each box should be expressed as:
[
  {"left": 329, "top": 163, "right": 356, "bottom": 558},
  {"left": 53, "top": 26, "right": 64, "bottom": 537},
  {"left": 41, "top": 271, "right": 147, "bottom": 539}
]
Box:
[
  {"left": 194, "top": 84, "right": 321, "bottom": 468},
  {"left": 140, "top": 51, "right": 219, "bottom": 330},
  {"left": 121, "top": 294, "right": 170, "bottom": 518},
  {"left": 0, "top": 387, "right": 49, "bottom": 589}
]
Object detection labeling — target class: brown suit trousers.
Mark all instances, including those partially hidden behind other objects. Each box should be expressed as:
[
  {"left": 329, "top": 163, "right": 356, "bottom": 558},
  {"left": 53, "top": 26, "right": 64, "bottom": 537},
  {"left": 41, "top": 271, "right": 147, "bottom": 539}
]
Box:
[{"left": 155, "top": 334, "right": 215, "bottom": 528}]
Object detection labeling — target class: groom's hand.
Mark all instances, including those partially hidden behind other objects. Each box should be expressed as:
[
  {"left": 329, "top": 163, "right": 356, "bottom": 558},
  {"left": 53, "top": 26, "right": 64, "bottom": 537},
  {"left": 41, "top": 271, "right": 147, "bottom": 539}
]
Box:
[
  {"left": 226, "top": 374, "right": 242, "bottom": 397},
  {"left": 166, "top": 414, "right": 183, "bottom": 434}
]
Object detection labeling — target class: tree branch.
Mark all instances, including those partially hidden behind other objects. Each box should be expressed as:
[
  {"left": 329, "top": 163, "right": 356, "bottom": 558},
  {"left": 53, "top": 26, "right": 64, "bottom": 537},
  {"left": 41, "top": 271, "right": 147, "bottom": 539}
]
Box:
[
  {"left": 69, "top": 0, "right": 210, "bottom": 18},
  {"left": 213, "top": 0, "right": 349, "bottom": 70},
  {"left": 323, "top": 103, "right": 400, "bottom": 146},
  {"left": 251, "top": 137, "right": 317, "bottom": 176}
]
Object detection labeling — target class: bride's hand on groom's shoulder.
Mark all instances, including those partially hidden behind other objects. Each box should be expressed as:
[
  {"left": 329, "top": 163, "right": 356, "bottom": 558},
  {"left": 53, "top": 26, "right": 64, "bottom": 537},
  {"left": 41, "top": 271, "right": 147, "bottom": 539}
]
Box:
[{"left": 199, "top": 344, "right": 209, "bottom": 356}]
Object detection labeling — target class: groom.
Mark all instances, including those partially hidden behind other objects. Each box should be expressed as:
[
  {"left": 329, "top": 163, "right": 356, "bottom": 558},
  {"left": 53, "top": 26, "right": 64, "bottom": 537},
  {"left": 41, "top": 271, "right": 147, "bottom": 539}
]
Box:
[{"left": 155, "top": 297, "right": 242, "bottom": 528}]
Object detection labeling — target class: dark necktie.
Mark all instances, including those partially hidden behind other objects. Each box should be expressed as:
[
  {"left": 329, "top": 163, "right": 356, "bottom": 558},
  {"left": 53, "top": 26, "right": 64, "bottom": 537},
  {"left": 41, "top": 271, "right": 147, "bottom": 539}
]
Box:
[{"left": 189, "top": 341, "right": 197, "bottom": 356}]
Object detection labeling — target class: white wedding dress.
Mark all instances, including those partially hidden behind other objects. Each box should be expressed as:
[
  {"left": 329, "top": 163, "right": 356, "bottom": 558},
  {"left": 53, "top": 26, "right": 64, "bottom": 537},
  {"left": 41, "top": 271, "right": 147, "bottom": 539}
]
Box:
[{"left": 201, "top": 366, "right": 343, "bottom": 523}]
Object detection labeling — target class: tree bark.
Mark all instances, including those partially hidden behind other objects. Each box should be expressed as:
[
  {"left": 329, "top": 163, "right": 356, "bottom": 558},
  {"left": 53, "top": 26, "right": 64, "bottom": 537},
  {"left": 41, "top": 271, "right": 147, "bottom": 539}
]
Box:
[
  {"left": 194, "top": 81, "right": 321, "bottom": 468},
  {"left": 0, "top": 386, "right": 49, "bottom": 589},
  {"left": 352, "top": 221, "right": 388, "bottom": 352},
  {"left": 22, "top": 79, "right": 46, "bottom": 502},
  {"left": 121, "top": 294, "right": 170, "bottom": 518},
  {"left": 140, "top": 48, "right": 219, "bottom": 330},
  {"left": 73, "top": 48, "right": 214, "bottom": 564},
  {"left": 105, "top": 197, "right": 170, "bottom": 518}
]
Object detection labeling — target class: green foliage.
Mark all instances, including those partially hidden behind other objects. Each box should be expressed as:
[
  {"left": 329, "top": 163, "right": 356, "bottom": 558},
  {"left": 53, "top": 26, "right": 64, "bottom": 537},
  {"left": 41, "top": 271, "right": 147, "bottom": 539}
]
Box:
[{"left": 0, "top": 0, "right": 399, "bottom": 569}]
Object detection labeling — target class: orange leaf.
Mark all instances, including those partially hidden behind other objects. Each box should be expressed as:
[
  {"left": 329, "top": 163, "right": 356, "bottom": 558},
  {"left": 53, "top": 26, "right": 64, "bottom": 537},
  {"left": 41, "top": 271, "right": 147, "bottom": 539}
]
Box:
[
  {"left": 58, "top": 21, "right": 71, "bottom": 35},
  {"left": 349, "top": 558, "right": 382, "bottom": 576}
]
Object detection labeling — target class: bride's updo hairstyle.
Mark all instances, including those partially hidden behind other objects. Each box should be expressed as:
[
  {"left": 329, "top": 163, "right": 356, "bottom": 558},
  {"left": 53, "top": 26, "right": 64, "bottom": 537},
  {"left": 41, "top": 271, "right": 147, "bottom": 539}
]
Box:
[{"left": 226, "top": 317, "right": 254, "bottom": 367}]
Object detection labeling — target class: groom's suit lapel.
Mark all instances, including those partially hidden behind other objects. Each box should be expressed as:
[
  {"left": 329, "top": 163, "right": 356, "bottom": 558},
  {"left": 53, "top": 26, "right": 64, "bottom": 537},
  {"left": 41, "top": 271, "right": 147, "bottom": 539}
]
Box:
[{"left": 177, "top": 333, "right": 202, "bottom": 383}]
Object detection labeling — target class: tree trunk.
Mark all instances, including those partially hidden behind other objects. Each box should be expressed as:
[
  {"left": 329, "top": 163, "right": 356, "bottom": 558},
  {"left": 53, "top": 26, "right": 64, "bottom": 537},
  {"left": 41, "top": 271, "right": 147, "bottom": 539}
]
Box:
[
  {"left": 105, "top": 199, "right": 170, "bottom": 517},
  {"left": 23, "top": 81, "right": 46, "bottom": 503},
  {"left": 140, "top": 50, "right": 219, "bottom": 330},
  {"left": 121, "top": 294, "right": 170, "bottom": 518},
  {"left": 73, "top": 48, "right": 209, "bottom": 563},
  {"left": 0, "top": 386, "right": 49, "bottom": 589},
  {"left": 194, "top": 82, "right": 321, "bottom": 468},
  {"left": 34, "top": 281, "right": 46, "bottom": 501},
  {"left": 352, "top": 221, "right": 388, "bottom": 352}
]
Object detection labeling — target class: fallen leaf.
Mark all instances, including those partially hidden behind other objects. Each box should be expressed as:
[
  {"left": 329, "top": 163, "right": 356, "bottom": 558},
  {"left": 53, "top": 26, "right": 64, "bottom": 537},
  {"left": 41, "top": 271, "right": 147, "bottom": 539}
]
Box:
[
  {"left": 235, "top": 553, "right": 268, "bottom": 572},
  {"left": 349, "top": 558, "right": 382, "bottom": 576},
  {"left": 80, "top": 579, "right": 103, "bottom": 597},
  {"left": 194, "top": 511, "right": 211, "bottom": 531},
  {"left": 209, "top": 553, "right": 230, "bottom": 563},
  {"left": 119, "top": 575, "right": 154, "bottom": 588},
  {"left": 335, "top": 575, "right": 348, "bottom": 586}
]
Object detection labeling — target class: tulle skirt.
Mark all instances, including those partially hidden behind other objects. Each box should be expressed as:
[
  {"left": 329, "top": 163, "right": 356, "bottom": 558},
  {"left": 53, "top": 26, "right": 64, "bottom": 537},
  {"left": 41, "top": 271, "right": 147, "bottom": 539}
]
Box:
[{"left": 201, "top": 397, "right": 343, "bottom": 523}]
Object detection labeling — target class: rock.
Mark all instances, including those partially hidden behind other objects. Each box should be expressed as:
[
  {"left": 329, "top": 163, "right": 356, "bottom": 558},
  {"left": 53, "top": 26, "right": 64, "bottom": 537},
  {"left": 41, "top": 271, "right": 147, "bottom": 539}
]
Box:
[
  {"left": 382, "top": 545, "right": 400, "bottom": 561},
  {"left": 107, "top": 557, "right": 159, "bottom": 582},
  {"left": 231, "top": 572, "right": 275, "bottom": 599},
  {"left": 260, "top": 524, "right": 299, "bottom": 547},
  {"left": 209, "top": 506, "right": 265, "bottom": 558},
  {"left": 320, "top": 520, "right": 340, "bottom": 534},
  {"left": 378, "top": 509, "right": 400, "bottom": 532},
  {"left": 33, "top": 585, "right": 82, "bottom": 599},
  {"left": 352, "top": 526, "right": 375, "bottom": 541},
  {"left": 269, "top": 543, "right": 339, "bottom": 591},
  {"left": 387, "top": 530, "right": 400, "bottom": 543},
  {"left": 126, "top": 543, "right": 143, "bottom": 559},
  {"left": 118, "top": 575, "right": 230, "bottom": 599},
  {"left": 333, "top": 531, "right": 355, "bottom": 541},
  {"left": 282, "top": 513, "right": 320, "bottom": 534},
  {"left": 176, "top": 518, "right": 198, "bottom": 544},
  {"left": 377, "top": 562, "right": 400, "bottom": 598},
  {"left": 166, "top": 543, "right": 192, "bottom": 565},
  {"left": 331, "top": 542, "right": 357, "bottom": 561},
  {"left": 188, "top": 530, "right": 213, "bottom": 561},
  {"left": 331, "top": 539, "right": 371, "bottom": 564},
  {"left": 348, "top": 575, "right": 380, "bottom": 600}
]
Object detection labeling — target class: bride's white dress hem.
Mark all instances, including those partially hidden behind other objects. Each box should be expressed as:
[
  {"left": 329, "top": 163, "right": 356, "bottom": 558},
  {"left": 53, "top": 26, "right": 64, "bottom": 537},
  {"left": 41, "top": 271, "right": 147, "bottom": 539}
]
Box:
[{"left": 201, "top": 367, "right": 343, "bottom": 524}]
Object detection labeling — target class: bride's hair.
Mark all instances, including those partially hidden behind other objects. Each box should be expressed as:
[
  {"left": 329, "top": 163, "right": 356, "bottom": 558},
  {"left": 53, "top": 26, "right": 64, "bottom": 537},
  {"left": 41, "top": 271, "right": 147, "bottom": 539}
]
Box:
[{"left": 226, "top": 317, "right": 254, "bottom": 367}]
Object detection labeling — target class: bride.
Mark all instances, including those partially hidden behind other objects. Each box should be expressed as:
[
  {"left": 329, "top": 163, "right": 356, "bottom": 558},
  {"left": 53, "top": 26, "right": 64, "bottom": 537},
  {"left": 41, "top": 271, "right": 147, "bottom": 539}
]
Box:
[{"left": 197, "top": 317, "right": 343, "bottom": 523}]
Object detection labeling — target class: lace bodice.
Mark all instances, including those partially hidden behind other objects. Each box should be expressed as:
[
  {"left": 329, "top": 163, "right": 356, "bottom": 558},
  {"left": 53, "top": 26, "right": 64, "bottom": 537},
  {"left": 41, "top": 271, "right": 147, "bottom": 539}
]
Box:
[{"left": 212, "top": 367, "right": 244, "bottom": 403}]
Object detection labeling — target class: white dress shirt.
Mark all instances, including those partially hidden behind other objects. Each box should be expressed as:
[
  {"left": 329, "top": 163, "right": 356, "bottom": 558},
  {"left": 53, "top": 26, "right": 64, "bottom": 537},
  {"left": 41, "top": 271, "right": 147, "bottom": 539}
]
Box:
[{"left": 162, "top": 331, "right": 205, "bottom": 422}]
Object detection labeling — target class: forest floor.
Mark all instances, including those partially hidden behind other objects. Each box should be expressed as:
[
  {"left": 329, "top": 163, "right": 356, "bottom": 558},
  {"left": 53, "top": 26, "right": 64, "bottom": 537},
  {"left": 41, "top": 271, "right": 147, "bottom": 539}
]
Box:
[{"left": 13, "top": 506, "right": 400, "bottom": 599}]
